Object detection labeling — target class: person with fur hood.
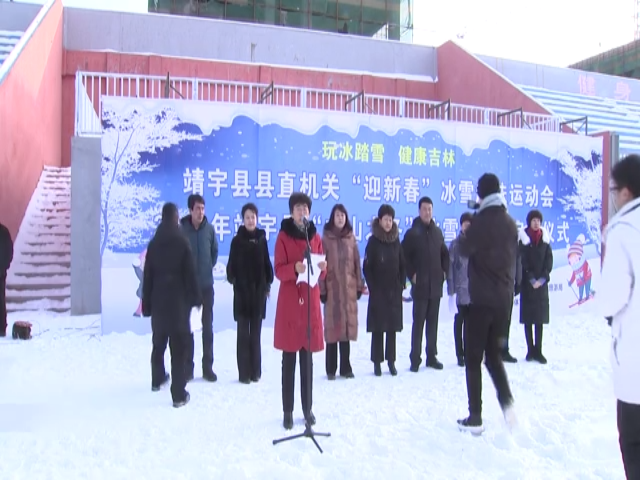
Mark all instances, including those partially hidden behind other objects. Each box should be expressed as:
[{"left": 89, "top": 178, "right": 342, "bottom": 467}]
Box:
[
  {"left": 319, "top": 204, "right": 363, "bottom": 380},
  {"left": 363, "top": 204, "right": 406, "bottom": 377},
  {"left": 226, "top": 202, "right": 274, "bottom": 384},
  {"left": 518, "top": 209, "right": 553, "bottom": 364},
  {"left": 273, "top": 192, "right": 327, "bottom": 430}
]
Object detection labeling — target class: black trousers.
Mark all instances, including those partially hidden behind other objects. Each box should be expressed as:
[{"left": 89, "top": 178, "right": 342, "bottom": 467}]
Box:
[
  {"left": 282, "top": 349, "right": 313, "bottom": 414},
  {"left": 410, "top": 298, "right": 441, "bottom": 365},
  {"left": 503, "top": 297, "right": 514, "bottom": 352},
  {"left": 151, "top": 330, "right": 190, "bottom": 402},
  {"left": 0, "top": 273, "right": 6, "bottom": 334},
  {"left": 371, "top": 332, "right": 397, "bottom": 363},
  {"left": 464, "top": 303, "right": 514, "bottom": 418},
  {"left": 618, "top": 400, "right": 640, "bottom": 480},
  {"left": 524, "top": 324, "right": 544, "bottom": 353},
  {"left": 326, "top": 341, "right": 352, "bottom": 376},
  {"left": 454, "top": 304, "right": 470, "bottom": 359},
  {"left": 237, "top": 316, "right": 262, "bottom": 381},
  {"left": 187, "top": 286, "right": 214, "bottom": 375}
]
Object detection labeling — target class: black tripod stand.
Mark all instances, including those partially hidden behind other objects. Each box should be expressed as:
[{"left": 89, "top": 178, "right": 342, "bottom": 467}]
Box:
[{"left": 273, "top": 222, "right": 331, "bottom": 453}]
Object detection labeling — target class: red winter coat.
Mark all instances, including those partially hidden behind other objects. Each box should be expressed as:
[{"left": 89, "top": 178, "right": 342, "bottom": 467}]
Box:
[{"left": 273, "top": 217, "right": 325, "bottom": 353}]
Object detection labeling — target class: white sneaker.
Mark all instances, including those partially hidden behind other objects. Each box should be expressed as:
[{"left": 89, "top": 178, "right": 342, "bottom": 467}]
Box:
[{"left": 502, "top": 404, "right": 518, "bottom": 431}]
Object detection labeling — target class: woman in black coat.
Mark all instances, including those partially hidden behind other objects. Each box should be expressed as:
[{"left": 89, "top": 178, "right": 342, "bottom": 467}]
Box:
[
  {"left": 518, "top": 209, "right": 553, "bottom": 364},
  {"left": 363, "top": 204, "right": 406, "bottom": 377},
  {"left": 226, "top": 202, "right": 274, "bottom": 384}
]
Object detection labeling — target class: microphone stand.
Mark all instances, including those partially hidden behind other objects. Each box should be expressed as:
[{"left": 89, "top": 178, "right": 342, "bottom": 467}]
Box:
[{"left": 273, "top": 220, "right": 331, "bottom": 453}]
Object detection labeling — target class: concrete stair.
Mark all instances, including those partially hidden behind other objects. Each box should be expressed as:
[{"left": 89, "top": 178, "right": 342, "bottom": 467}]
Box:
[
  {"left": 6, "top": 166, "right": 71, "bottom": 313},
  {"left": 0, "top": 30, "right": 22, "bottom": 65}
]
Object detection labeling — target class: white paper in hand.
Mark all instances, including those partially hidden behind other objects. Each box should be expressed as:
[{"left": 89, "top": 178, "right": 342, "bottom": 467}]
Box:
[
  {"left": 448, "top": 295, "right": 457, "bottom": 315},
  {"left": 190, "top": 307, "right": 203, "bottom": 333},
  {"left": 296, "top": 253, "right": 326, "bottom": 288}
]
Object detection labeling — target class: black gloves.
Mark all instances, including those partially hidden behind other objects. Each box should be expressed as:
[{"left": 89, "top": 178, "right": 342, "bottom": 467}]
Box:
[
  {"left": 357, "top": 291, "right": 362, "bottom": 300},
  {"left": 320, "top": 294, "right": 327, "bottom": 304},
  {"left": 514, "top": 284, "right": 521, "bottom": 296},
  {"left": 606, "top": 316, "right": 613, "bottom": 326}
]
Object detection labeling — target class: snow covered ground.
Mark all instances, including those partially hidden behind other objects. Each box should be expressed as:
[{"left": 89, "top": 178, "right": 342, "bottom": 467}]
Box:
[{"left": 0, "top": 309, "right": 624, "bottom": 480}]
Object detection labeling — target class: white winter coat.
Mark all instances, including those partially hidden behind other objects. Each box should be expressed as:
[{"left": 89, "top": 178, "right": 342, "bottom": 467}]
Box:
[{"left": 599, "top": 197, "right": 640, "bottom": 405}]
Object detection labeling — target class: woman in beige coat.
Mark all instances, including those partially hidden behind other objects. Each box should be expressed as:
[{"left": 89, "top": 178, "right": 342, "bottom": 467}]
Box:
[{"left": 320, "top": 204, "right": 363, "bottom": 380}]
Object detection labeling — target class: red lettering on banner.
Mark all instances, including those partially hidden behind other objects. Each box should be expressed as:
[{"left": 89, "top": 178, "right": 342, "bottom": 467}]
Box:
[
  {"left": 614, "top": 81, "right": 631, "bottom": 101},
  {"left": 578, "top": 74, "right": 596, "bottom": 96}
]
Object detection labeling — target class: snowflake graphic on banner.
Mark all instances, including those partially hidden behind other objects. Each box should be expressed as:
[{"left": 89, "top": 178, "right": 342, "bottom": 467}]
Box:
[{"left": 100, "top": 106, "right": 202, "bottom": 256}]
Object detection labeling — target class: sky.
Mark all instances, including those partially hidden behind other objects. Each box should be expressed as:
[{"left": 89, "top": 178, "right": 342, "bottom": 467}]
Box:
[{"left": 18, "top": 0, "right": 637, "bottom": 68}]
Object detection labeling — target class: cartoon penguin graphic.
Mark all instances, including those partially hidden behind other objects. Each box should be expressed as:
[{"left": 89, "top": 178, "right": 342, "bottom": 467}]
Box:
[
  {"left": 566, "top": 234, "right": 594, "bottom": 304},
  {"left": 132, "top": 249, "right": 147, "bottom": 317}
]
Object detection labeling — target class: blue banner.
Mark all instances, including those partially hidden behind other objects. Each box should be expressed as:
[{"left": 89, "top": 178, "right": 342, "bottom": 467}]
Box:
[{"left": 100, "top": 97, "right": 603, "bottom": 335}]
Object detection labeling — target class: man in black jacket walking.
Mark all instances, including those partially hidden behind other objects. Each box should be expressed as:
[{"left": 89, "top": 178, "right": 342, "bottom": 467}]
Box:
[
  {"left": 0, "top": 222, "right": 14, "bottom": 337},
  {"left": 180, "top": 194, "right": 219, "bottom": 382},
  {"left": 457, "top": 174, "right": 516, "bottom": 434},
  {"left": 143, "top": 203, "right": 202, "bottom": 408},
  {"left": 402, "top": 197, "right": 450, "bottom": 371}
]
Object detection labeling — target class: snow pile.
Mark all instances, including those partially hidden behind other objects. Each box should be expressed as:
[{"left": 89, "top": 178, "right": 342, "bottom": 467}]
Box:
[
  {"left": 0, "top": 309, "right": 625, "bottom": 479},
  {"left": 6, "top": 166, "right": 72, "bottom": 312}
]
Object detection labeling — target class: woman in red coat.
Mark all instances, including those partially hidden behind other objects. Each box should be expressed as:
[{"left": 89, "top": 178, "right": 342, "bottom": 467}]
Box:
[{"left": 274, "top": 192, "right": 326, "bottom": 430}]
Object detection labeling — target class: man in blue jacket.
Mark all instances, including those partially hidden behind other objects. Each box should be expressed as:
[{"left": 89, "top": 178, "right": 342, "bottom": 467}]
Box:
[{"left": 181, "top": 194, "right": 219, "bottom": 382}]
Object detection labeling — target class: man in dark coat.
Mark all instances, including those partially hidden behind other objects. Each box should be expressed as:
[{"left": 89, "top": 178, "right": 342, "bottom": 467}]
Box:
[
  {"left": 0, "top": 222, "right": 13, "bottom": 337},
  {"left": 402, "top": 196, "right": 450, "bottom": 371},
  {"left": 143, "top": 202, "right": 202, "bottom": 408},
  {"left": 456, "top": 173, "right": 517, "bottom": 434},
  {"left": 180, "top": 193, "right": 219, "bottom": 383}
]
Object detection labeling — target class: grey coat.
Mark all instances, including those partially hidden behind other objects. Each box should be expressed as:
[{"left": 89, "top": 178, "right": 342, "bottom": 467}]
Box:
[
  {"left": 447, "top": 233, "right": 470, "bottom": 305},
  {"left": 180, "top": 215, "right": 219, "bottom": 288}
]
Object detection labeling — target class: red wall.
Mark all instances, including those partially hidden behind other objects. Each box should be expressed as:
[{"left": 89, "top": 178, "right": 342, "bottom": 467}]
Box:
[
  {"left": 0, "top": 0, "right": 63, "bottom": 240},
  {"left": 436, "top": 41, "right": 551, "bottom": 114},
  {"left": 60, "top": 51, "right": 438, "bottom": 166},
  {"left": 592, "top": 131, "right": 611, "bottom": 227}
]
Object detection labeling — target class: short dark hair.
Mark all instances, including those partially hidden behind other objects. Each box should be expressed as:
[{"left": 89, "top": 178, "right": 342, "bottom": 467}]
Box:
[
  {"left": 526, "top": 209, "right": 543, "bottom": 227},
  {"left": 612, "top": 154, "right": 640, "bottom": 198},
  {"left": 418, "top": 197, "right": 433, "bottom": 208},
  {"left": 328, "top": 203, "right": 352, "bottom": 230},
  {"left": 288, "top": 192, "right": 312, "bottom": 213},
  {"left": 241, "top": 202, "right": 258, "bottom": 218},
  {"left": 161, "top": 202, "right": 178, "bottom": 222},
  {"left": 188, "top": 194, "right": 205, "bottom": 210}
]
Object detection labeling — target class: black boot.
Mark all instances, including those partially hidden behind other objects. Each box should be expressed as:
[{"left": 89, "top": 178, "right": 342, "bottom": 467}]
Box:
[
  {"left": 304, "top": 410, "right": 316, "bottom": 426},
  {"left": 534, "top": 325, "right": 547, "bottom": 364},
  {"left": 283, "top": 412, "right": 294, "bottom": 430},
  {"left": 388, "top": 361, "right": 397, "bottom": 376},
  {"left": 426, "top": 356, "right": 444, "bottom": 370},
  {"left": 525, "top": 325, "right": 535, "bottom": 361},
  {"left": 203, "top": 369, "right": 218, "bottom": 382},
  {"left": 172, "top": 391, "right": 190, "bottom": 409},
  {"left": 152, "top": 373, "right": 170, "bottom": 392},
  {"left": 374, "top": 362, "right": 382, "bottom": 376},
  {"left": 457, "top": 357, "right": 465, "bottom": 367},
  {"left": 501, "top": 350, "right": 518, "bottom": 363}
]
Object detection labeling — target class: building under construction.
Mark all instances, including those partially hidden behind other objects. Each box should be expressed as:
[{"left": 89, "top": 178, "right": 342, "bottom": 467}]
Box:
[{"left": 570, "top": 40, "right": 640, "bottom": 79}]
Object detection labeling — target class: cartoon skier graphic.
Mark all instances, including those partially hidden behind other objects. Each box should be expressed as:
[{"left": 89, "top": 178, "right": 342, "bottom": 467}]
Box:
[
  {"left": 566, "top": 234, "right": 594, "bottom": 305},
  {"left": 132, "top": 249, "right": 147, "bottom": 317}
]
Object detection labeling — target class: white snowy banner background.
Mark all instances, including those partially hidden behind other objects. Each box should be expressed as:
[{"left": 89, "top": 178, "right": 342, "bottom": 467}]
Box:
[{"left": 99, "top": 97, "right": 603, "bottom": 336}]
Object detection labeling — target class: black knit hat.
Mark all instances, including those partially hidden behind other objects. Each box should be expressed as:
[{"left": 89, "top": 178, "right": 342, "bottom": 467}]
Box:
[
  {"left": 377, "top": 204, "right": 395, "bottom": 219},
  {"left": 477, "top": 173, "right": 501, "bottom": 199},
  {"left": 526, "top": 209, "right": 543, "bottom": 227},
  {"left": 288, "top": 192, "right": 312, "bottom": 214},
  {"left": 459, "top": 212, "right": 473, "bottom": 225}
]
